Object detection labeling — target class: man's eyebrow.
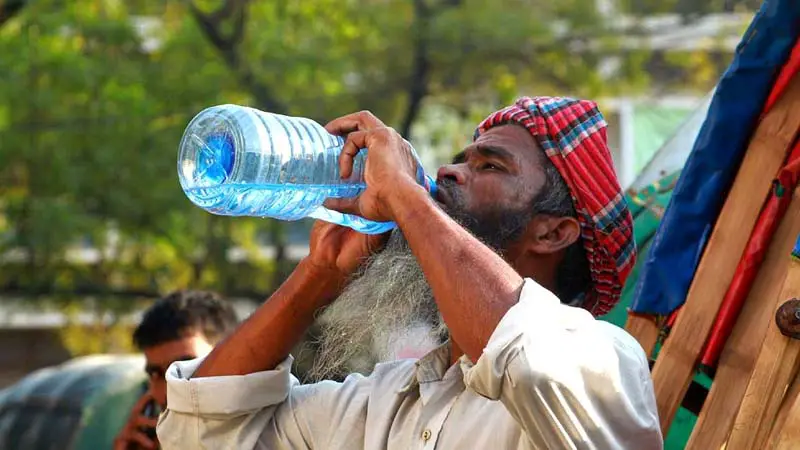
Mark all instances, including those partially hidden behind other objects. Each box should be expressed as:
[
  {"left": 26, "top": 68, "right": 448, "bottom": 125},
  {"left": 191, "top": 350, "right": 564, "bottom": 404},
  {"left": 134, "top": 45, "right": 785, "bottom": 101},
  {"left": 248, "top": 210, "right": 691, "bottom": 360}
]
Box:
[
  {"left": 477, "top": 145, "right": 515, "bottom": 161},
  {"left": 452, "top": 145, "right": 515, "bottom": 164}
]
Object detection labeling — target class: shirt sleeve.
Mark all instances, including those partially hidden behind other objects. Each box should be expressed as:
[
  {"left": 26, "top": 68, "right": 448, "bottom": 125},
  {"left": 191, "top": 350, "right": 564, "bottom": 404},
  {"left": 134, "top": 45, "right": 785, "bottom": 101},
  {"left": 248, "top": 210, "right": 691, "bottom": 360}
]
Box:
[
  {"left": 462, "top": 279, "right": 663, "bottom": 450},
  {"left": 156, "top": 355, "right": 368, "bottom": 449}
]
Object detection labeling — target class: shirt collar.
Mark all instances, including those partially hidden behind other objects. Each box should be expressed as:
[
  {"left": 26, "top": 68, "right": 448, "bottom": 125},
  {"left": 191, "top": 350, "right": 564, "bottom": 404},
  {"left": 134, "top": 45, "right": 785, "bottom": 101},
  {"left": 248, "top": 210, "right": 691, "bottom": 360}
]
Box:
[{"left": 397, "top": 342, "right": 473, "bottom": 394}]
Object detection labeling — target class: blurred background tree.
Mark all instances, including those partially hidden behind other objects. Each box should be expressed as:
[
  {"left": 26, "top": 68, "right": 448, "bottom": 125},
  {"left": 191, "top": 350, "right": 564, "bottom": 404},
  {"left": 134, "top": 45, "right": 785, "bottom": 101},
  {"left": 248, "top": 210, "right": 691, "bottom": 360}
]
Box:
[{"left": 0, "top": 0, "right": 742, "bottom": 355}]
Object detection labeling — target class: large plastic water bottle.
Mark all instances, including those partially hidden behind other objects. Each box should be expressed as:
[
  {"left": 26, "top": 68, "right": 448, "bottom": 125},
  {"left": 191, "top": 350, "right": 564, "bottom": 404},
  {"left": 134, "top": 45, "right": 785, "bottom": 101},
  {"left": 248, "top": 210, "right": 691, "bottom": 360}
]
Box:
[{"left": 177, "top": 105, "right": 437, "bottom": 234}]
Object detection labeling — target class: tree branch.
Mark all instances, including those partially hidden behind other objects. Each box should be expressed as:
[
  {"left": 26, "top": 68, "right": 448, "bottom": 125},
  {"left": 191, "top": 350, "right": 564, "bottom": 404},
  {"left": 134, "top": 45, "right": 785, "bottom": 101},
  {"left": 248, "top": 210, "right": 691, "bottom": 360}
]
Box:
[
  {"left": 0, "top": 0, "right": 26, "bottom": 29},
  {"left": 188, "top": 0, "right": 287, "bottom": 113},
  {"left": 399, "top": 0, "right": 432, "bottom": 138},
  {"left": 399, "top": 0, "right": 462, "bottom": 139}
]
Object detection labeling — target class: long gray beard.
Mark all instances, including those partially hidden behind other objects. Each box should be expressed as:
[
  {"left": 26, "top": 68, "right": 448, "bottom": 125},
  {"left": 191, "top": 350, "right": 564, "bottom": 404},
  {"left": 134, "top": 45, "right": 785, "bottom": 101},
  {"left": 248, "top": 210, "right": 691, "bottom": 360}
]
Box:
[{"left": 306, "top": 230, "right": 448, "bottom": 382}]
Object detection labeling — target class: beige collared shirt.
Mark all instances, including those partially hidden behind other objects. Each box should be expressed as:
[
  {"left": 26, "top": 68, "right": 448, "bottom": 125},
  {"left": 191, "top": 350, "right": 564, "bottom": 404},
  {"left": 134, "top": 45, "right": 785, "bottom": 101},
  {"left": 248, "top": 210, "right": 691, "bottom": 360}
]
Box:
[{"left": 157, "top": 279, "right": 662, "bottom": 449}]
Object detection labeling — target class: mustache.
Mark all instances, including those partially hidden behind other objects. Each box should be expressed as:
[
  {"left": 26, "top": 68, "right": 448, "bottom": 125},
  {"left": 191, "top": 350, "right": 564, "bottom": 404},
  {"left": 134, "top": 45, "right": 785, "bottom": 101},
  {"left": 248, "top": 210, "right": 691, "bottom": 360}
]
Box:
[
  {"left": 436, "top": 178, "right": 463, "bottom": 207},
  {"left": 435, "top": 179, "right": 527, "bottom": 251},
  {"left": 436, "top": 180, "right": 480, "bottom": 229}
]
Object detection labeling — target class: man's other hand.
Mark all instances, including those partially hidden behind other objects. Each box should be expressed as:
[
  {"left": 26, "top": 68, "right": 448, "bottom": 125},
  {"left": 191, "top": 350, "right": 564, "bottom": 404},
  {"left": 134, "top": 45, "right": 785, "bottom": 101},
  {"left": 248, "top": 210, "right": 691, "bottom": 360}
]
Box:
[
  {"left": 305, "top": 220, "right": 388, "bottom": 282},
  {"left": 113, "top": 391, "right": 159, "bottom": 450},
  {"left": 323, "top": 111, "right": 423, "bottom": 223}
]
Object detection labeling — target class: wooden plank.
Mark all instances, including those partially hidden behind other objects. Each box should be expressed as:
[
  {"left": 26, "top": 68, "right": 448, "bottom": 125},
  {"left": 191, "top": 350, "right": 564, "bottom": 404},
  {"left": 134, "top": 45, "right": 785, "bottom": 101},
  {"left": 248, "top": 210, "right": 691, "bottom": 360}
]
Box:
[
  {"left": 749, "top": 319, "right": 800, "bottom": 450},
  {"left": 764, "top": 370, "right": 800, "bottom": 449},
  {"left": 625, "top": 313, "right": 660, "bottom": 358},
  {"left": 726, "top": 250, "right": 800, "bottom": 449},
  {"left": 649, "top": 73, "right": 800, "bottom": 435},
  {"left": 770, "top": 377, "right": 800, "bottom": 450},
  {"left": 686, "top": 190, "right": 800, "bottom": 449}
]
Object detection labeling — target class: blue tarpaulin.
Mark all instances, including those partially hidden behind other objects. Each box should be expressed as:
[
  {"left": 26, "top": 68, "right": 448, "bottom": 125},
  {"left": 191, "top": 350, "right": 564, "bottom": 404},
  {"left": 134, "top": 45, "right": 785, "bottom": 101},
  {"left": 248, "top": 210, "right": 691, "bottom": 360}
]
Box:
[{"left": 630, "top": 0, "right": 800, "bottom": 315}]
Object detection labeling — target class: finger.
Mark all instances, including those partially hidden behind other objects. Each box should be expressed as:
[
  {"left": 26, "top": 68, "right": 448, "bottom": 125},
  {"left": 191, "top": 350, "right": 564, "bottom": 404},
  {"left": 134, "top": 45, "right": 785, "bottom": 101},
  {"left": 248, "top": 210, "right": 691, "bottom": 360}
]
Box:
[
  {"left": 324, "top": 110, "right": 385, "bottom": 136},
  {"left": 131, "top": 392, "right": 153, "bottom": 414},
  {"left": 323, "top": 197, "right": 361, "bottom": 216},
  {"left": 310, "top": 219, "right": 332, "bottom": 236},
  {"left": 339, "top": 131, "right": 367, "bottom": 179},
  {"left": 135, "top": 415, "right": 160, "bottom": 428},
  {"left": 129, "top": 430, "right": 157, "bottom": 449},
  {"left": 117, "top": 429, "right": 156, "bottom": 450}
]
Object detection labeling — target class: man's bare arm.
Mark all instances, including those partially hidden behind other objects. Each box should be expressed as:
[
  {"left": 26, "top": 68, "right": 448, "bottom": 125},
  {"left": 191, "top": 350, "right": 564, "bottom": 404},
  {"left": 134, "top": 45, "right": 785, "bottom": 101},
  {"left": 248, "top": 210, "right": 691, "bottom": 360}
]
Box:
[
  {"left": 387, "top": 182, "right": 524, "bottom": 363},
  {"left": 192, "top": 260, "right": 341, "bottom": 377}
]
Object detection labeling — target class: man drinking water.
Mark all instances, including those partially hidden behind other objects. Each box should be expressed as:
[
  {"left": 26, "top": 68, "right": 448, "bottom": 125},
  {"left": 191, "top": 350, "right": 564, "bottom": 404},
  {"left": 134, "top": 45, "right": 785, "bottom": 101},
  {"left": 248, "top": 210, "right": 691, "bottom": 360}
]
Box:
[{"left": 157, "top": 97, "right": 662, "bottom": 449}]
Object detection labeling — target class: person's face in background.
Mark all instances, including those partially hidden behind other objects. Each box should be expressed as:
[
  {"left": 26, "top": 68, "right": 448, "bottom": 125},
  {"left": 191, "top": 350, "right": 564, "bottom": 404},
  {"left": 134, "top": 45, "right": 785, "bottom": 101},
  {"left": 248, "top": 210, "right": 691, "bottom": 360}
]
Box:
[{"left": 142, "top": 333, "right": 213, "bottom": 408}]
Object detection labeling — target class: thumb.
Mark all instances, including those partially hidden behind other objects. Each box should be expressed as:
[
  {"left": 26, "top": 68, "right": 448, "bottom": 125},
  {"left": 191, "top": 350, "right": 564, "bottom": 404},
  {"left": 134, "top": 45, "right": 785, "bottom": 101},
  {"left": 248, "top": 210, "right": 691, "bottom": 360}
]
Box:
[
  {"left": 323, "top": 197, "right": 361, "bottom": 216},
  {"left": 132, "top": 391, "right": 153, "bottom": 414}
]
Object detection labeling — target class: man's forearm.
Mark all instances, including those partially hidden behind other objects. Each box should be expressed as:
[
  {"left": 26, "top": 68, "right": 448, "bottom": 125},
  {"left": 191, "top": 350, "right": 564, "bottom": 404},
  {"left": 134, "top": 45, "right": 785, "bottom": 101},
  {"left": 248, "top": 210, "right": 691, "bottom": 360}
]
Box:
[
  {"left": 388, "top": 182, "right": 525, "bottom": 362},
  {"left": 193, "top": 260, "right": 343, "bottom": 377}
]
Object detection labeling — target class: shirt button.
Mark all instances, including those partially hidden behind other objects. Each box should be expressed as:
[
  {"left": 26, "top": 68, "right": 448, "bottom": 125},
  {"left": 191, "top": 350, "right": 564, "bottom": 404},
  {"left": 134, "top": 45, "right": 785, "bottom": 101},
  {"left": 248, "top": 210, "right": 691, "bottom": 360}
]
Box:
[{"left": 421, "top": 429, "right": 432, "bottom": 441}]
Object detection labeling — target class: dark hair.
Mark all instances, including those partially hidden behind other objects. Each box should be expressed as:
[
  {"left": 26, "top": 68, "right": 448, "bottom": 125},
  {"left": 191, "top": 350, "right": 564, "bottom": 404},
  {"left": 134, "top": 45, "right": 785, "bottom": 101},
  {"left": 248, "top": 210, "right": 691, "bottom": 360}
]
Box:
[
  {"left": 530, "top": 156, "right": 592, "bottom": 305},
  {"left": 132, "top": 290, "right": 239, "bottom": 350}
]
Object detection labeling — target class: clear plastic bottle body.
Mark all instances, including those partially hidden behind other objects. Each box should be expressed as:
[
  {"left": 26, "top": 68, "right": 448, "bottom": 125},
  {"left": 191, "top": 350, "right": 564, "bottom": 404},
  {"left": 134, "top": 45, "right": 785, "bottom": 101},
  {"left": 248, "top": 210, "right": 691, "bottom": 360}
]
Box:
[{"left": 177, "top": 105, "right": 434, "bottom": 234}]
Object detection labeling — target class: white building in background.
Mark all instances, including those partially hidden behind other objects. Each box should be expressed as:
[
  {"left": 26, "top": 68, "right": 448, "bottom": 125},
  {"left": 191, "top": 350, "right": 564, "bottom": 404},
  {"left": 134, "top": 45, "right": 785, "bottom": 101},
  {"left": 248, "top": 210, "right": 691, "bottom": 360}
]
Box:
[
  {"left": 594, "top": 10, "right": 747, "bottom": 187},
  {"left": 601, "top": 94, "right": 712, "bottom": 188}
]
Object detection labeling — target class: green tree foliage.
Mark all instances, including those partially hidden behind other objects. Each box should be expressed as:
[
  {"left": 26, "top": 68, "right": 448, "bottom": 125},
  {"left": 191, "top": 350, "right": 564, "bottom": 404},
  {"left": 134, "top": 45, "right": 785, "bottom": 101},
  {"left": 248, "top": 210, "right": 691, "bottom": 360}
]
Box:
[
  {"left": 0, "top": 0, "right": 739, "bottom": 354},
  {"left": 620, "top": 0, "right": 762, "bottom": 17}
]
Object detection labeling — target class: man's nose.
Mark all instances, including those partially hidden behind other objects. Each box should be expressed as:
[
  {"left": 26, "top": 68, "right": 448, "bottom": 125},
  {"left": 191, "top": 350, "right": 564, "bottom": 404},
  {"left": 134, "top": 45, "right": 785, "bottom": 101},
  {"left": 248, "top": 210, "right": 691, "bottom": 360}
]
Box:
[{"left": 437, "top": 163, "right": 468, "bottom": 185}]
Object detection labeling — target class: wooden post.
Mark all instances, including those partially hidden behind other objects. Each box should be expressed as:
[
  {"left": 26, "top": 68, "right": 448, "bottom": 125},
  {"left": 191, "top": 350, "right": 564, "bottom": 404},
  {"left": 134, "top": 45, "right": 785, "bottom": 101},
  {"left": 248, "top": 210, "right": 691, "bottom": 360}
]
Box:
[
  {"left": 764, "top": 371, "right": 800, "bottom": 449},
  {"left": 625, "top": 313, "right": 660, "bottom": 358},
  {"left": 726, "top": 244, "right": 800, "bottom": 449},
  {"left": 649, "top": 73, "right": 800, "bottom": 434},
  {"left": 767, "top": 376, "right": 800, "bottom": 450},
  {"left": 686, "top": 190, "right": 800, "bottom": 449}
]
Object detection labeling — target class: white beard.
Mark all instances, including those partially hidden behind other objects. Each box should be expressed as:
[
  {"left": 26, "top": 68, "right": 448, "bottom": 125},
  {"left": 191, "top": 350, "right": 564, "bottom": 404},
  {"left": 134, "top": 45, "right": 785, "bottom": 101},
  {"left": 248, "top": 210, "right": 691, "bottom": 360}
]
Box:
[{"left": 306, "top": 230, "right": 447, "bottom": 382}]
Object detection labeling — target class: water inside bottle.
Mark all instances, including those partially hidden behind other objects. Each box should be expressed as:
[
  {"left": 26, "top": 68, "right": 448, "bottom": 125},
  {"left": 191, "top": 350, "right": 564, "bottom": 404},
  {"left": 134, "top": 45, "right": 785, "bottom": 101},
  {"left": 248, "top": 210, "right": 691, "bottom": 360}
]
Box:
[
  {"left": 185, "top": 183, "right": 395, "bottom": 234},
  {"left": 178, "top": 106, "right": 435, "bottom": 234},
  {"left": 185, "top": 183, "right": 362, "bottom": 220},
  {"left": 182, "top": 129, "right": 396, "bottom": 233},
  {"left": 184, "top": 125, "right": 364, "bottom": 209}
]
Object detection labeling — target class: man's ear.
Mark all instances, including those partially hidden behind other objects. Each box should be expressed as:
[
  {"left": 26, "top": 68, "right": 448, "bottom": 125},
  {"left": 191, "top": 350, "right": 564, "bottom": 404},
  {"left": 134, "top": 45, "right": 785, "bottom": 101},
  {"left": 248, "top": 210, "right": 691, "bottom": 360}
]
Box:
[{"left": 522, "top": 215, "right": 581, "bottom": 255}]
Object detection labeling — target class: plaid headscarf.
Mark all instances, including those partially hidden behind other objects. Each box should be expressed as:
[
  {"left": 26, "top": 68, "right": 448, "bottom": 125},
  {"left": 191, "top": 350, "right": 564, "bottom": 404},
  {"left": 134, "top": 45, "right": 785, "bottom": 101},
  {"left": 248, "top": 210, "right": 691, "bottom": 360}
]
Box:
[{"left": 474, "top": 96, "right": 636, "bottom": 316}]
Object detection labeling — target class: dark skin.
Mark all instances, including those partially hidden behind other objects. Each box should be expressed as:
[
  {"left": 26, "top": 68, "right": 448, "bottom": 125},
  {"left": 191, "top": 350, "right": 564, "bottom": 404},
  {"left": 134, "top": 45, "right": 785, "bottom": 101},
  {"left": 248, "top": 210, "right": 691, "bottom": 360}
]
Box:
[
  {"left": 115, "top": 335, "right": 212, "bottom": 449},
  {"left": 193, "top": 112, "right": 580, "bottom": 378}
]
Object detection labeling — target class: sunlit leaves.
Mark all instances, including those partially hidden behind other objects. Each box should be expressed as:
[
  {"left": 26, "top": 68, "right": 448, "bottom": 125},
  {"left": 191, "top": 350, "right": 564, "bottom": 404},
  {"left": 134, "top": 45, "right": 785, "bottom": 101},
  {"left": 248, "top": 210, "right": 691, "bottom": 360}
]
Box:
[{"left": 0, "top": 0, "right": 736, "bottom": 357}]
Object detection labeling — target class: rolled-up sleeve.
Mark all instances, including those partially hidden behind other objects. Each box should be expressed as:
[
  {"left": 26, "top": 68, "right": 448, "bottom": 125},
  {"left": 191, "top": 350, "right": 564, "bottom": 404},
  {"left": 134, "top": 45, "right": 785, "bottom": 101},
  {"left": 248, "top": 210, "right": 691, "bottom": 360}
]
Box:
[
  {"left": 156, "top": 356, "right": 300, "bottom": 449},
  {"left": 463, "top": 279, "right": 663, "bottom": 449}
]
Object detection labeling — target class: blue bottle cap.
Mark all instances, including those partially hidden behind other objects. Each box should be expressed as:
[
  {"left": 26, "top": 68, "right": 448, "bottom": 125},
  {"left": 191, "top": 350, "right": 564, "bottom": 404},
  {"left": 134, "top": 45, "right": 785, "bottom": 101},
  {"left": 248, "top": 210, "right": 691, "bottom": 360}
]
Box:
[
  {"left": 196, "top": 132, "right": 235, "bottom": 184},
  {"left": 425, "top": 174, "right": 438, "bottom": 196}
]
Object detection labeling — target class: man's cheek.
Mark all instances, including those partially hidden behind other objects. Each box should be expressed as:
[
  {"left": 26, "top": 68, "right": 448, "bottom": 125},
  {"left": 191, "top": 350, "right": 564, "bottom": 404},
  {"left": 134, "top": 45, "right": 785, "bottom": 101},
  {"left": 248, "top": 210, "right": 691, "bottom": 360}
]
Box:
[{"left": 152, "top": 380, "right": 168, "bottom": 408}]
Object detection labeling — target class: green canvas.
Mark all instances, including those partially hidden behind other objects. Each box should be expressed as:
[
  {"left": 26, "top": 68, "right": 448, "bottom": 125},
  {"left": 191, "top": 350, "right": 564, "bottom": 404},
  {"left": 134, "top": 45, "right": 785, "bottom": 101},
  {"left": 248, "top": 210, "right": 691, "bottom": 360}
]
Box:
[{"left": 600, "top": 171, "right": 704, "bottom": 450}]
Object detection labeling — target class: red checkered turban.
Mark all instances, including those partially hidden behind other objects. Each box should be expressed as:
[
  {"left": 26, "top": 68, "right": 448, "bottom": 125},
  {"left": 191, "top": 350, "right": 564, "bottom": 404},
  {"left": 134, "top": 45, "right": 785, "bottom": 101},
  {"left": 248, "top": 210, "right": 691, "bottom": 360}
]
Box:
[{"left": 474, "top": 96, "right": 636, "bottom": 316}]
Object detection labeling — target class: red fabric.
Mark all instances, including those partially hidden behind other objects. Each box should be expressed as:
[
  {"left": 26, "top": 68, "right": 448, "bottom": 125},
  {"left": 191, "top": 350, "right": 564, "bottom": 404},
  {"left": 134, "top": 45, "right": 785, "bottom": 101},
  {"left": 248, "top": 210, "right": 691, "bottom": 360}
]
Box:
[
  {"left": 666, "top": 307, "right": 680, "bottom": 329},
  {"left": 475, "top": 97, "right": 635, "bottom": 316},
  {"left": 700, "top": 143, "right": 800, "bottom": 366},
  {"left": 697, "top": 37, "right": 800, "bottom": 366},
  {"left": 764, "top": 41, "right": 800, "bottom": 113}
]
